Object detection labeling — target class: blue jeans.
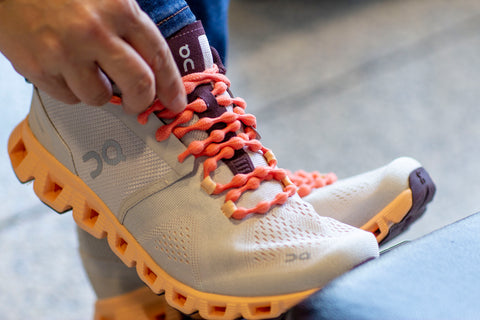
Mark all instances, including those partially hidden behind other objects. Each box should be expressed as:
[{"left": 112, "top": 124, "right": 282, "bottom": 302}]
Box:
[{"left": 136, "top": 0, "right": 229, "bottom": 62}]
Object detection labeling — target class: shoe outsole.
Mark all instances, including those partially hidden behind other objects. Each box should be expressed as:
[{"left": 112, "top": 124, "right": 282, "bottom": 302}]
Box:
[
  {"left": 360, "top": 167, "right": 436, "bottom": 245},
  {"left": 95, "top": 287, "right": 183, "bottom": 320},
  {"left": 8, "top": 118, "right": 317, "bottom": 320},
  {"left": 95, "top": 287, "right": 293, "bottom": 320}
]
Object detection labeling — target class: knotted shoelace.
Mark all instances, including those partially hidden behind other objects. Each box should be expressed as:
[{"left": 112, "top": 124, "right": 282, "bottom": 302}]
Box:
[{"left": 112, "top": 65, "right": 335, "bottom": 219}]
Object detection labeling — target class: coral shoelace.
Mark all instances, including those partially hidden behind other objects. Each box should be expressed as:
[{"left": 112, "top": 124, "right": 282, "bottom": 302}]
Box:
[
  {"left": 286, "top": 170, "right": 337, "bottom": 198},
  {"left": 111, "top": 65, "right": 336, "bottom": 219}
]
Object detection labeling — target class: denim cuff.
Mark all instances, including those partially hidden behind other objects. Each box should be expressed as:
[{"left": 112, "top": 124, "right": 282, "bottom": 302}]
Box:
[{"left": 136, "top": 0, "right": 196, "bottom": 38}]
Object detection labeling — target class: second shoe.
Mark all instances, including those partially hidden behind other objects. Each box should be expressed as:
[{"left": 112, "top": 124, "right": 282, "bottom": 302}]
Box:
[{"left": 290, "top": 157, "right": 436, "bottom": 244}]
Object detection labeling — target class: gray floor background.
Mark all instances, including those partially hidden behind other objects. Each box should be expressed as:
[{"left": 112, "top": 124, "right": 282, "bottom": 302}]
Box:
[{"left": 1, "top": 0, "right": 479, "bottom": 318}]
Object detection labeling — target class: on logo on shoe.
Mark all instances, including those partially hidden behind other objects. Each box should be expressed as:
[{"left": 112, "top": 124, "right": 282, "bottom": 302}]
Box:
[
  {"left": 82, "top": 139, "right": 126, "bottom": 179},
  {"left": 285, "top": 252, "right": 311, "bottom": 263}
]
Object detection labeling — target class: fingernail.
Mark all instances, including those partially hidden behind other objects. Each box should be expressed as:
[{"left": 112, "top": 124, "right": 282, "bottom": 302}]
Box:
[{"left": 169, "top": 93, "right": 187, "bottom": 114}]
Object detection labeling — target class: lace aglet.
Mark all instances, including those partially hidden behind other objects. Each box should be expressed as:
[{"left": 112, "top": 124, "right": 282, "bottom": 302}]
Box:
[
  {"left": 201, "top": 176, "right": 217, "bottom": 195},
  {"left": 222, "top": 200, "right": 236, "bottom": 218}
]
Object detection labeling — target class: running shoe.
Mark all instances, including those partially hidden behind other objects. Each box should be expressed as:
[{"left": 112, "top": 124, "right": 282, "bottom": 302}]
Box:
[
  {"left": 288, "top": 157, "right": 436, "bottom": 244},
  {"left": 83, "top": 157, "right": 435, "bottom": 320},
  {"left": 8, "top": 21, "right": 378, "bottom": 320}
]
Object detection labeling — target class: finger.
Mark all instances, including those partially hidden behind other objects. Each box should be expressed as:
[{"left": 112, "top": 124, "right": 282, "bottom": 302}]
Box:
[
  {"left": 11, "top": 58, "right": 80, "bottom": 104},
  {"left": 63, "top": 62, "right": 113, "bottom": 106},
  {"left": 32, "top": 74, "right": 80, "bottom": 104},
  {"left": 121, "top": 11, "right": 187, "bottom": 114},
  {"left": 96, "top": 37, "right": 156, "bottom": 113}
]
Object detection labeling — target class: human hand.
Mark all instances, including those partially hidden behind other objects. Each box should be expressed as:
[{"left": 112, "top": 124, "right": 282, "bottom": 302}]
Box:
[{"left": 0, "top": 0, "right": 186, "bottom": 114}]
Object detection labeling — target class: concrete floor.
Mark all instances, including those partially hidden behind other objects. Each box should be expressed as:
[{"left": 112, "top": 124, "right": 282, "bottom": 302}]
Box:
[{"left": 1, "top": 0, "right": 479, "bottom": 318}]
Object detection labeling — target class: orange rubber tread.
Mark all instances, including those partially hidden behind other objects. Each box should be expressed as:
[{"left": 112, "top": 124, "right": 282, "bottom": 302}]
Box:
[
  {"left": 8, "top": 118, "right": 318, "bottom": 320},
  {"left": 360, "top": 189, "right": 413, "bottom": 243},
  {"left": 95, "top": 287, "right": 183, "bottom": 320}
]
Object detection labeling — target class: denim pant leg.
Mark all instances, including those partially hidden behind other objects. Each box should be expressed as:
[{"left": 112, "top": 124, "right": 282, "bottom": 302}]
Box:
[
  {"left": 187, "top": 0, "right": 230, "bottom": 63},
  {"left": 135, "top": 0, "right": 196, "bottom": 38},
  {"left": 136, "top": 0, "right": 230, "bottom": 63}
]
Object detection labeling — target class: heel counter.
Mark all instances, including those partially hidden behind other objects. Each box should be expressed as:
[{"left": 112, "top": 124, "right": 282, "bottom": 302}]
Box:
[{"left": 28, "top": 88, "right": 77, "bottom": 174}]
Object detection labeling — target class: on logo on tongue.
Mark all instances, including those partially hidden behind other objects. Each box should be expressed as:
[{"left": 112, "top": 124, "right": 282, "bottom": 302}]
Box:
[
  {"left": 178, "top": 35, "right": 213, "bottom": 74},
  {"left": 179, "top": 44, "right": 194, "bottom": 73}
]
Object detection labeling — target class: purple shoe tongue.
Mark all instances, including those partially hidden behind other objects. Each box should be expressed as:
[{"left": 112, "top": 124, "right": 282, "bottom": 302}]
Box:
[{"left": 167, "top": 21, "right": 213, "bottom": 76}]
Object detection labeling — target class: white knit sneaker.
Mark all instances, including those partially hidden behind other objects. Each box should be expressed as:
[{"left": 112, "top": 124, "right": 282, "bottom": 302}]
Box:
[
  {"left": 8, "top": 21, "right": 379, "bottom": 319},
  {"left": 289, "top": 157, "right": 436, "bottom": 244},
  {"left": 84, "top": 157, "right": 435, "bottom": 319},
  {"left": 80, "top": 157, "right": 434, "bottom": 319}
]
